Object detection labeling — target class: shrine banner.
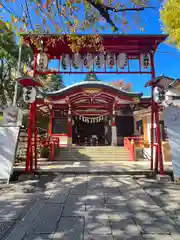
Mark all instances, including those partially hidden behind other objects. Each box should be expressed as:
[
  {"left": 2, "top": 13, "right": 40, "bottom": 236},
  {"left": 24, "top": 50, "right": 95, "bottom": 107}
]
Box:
[{"left": 163, "top": 106, "right": 180, "bottom": 181}]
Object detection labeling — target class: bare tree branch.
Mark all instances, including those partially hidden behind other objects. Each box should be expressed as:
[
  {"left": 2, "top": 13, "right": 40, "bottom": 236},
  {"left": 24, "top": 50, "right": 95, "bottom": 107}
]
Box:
[
  {"left": 55, "top": 0, "right": 73, "bottom": 26},
  {"left": 24, "top": 0, "right": 34, "bottom": 31},
  {"left": 86, "top": 0, "right": 155, "bottom": 31}
]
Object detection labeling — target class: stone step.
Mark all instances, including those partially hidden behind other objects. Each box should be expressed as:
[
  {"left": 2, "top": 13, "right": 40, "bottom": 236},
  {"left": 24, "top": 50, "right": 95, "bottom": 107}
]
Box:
[
  {"left": 59, "top": 150, "right": 129, "bottom": 153},
  {"left": 58, "top": 159, "right": 130, "bottom": 161},
  {"left": 58, "top": 151, "right": 129, "bottom": 154},
  {"left": 59, "top": 149, "right": 128, "bottom": 151},
  {"left": 55, "top": 146, "right": 130, "bottom": 161},
  {"left": 58, "top": 155, "right": 130, "bottom": 158},
  {"left": 58, "top": 154, "right": 129, "bottom": 157}
]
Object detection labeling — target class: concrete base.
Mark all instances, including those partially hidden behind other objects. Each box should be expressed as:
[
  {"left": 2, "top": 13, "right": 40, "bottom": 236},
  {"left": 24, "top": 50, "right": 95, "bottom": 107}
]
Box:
[
  {"left": 18, "top": 173, "right": 39, "bottom": 181},
  {"left": 156, "top": 174, "right": 171, "bottom": 182}
]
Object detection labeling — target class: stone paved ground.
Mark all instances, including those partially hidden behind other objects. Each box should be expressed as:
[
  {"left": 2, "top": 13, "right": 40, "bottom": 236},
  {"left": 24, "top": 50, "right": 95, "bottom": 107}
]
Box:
[{"left": 0, "top": 174, "right": 180, "bottom": 240}]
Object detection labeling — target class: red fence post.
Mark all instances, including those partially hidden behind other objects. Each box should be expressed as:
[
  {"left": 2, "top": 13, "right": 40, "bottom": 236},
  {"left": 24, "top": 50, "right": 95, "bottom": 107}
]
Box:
[
  {"left": 25, "top": 103, "right": 34, "bottom": 173},
  {"left": 34, "top": 102, "right": 38, "bottom": 170},
  {"left": 130, "top": 139, "right": 135, "bottom": 161},
  {"left": 154, "top": 104, "right": 164, "bottom": 175}
]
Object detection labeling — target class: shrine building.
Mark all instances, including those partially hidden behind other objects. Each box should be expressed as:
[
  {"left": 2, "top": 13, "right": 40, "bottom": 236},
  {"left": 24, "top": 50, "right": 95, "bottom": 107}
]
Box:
[
  {"left": 36, "top": 73, "right": 151, "bottom": 146},
  {"left": 18, "top": 33, "right": 169, "bottom": 174}
]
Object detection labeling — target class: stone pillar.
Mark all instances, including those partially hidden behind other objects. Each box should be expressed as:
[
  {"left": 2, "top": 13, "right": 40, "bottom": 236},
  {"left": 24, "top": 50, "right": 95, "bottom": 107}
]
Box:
[
  {"left": 111, "top": 109, "right": 117, "bottom": 146},
  {"left": 68, "top": 108, "right": 72, "bottom": 145},
  {"left": 104, "top": 125, "right": 108, "bottom": 145}
]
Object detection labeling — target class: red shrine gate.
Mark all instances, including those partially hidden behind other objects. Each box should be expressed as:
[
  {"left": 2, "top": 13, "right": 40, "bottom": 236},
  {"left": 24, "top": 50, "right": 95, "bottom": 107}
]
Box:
[{"left": 18, "top": 33, "right": 167, "bottom": 175}]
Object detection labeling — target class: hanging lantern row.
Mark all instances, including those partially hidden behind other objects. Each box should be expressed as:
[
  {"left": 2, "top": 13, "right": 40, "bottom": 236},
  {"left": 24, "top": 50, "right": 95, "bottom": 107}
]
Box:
[
  {"left": 140, "top": 53, "right": 151, "bottom": 69},
  {"left": 61, "top": 53, "right": 128, "bottom": 70},
  {"left": 36, "top": 52, "right": 151, "bottom": 71},
  {"left": 78, "top": 115, "right": 104, "bottom": 123}
]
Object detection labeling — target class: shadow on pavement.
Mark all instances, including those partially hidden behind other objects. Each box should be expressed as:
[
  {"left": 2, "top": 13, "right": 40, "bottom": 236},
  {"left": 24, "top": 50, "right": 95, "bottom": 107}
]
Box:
[{"left": 0, "top": 174, "right": 180, "bottom": 240}]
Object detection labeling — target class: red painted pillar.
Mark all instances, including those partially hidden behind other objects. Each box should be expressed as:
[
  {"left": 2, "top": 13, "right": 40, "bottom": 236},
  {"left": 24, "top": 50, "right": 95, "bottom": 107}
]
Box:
[
  {"left": 154, "top": 104, "right": 164, "bottom": 175},
  {"left": 150, "top": 53, "right": 164, "bottom": 174},
  {"left": 34, "top": 102, "right": 38, "bottom": 170},
  {"left": 49, "top": 108, "right": 54, "bottom": 160},
  {"left": 25, "top": 103, "right": 34, "bottom": 173},
  {"left": 68, "top": 108, "right": 72, "bottom": 145},
  {"left": 48, "top": 109, "right": 53, "bottom": 136},
  {"left": 150, "top": 53, "right": 155, "bottom": 171}
]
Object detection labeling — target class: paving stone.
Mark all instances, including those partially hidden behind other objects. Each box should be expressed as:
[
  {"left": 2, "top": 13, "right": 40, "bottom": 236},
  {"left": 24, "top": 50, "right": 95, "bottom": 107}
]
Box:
[
  {"left": 106, "top": 207, "right": 133, "bottom": 219},
  {"left": 0, "top": 202, "right": 27, "bottom": 220},
  {"left": 85, "top": 206, "right": 111, "bottom": 220},
  {"left": 86, "top": 189, "right": 104, "bottom": 196},
  {"left": 0, "top": 220, "right": 15, "bottom": 238},
  {"left": 5, "top": 200, "right": 45, "bottom": 240},
  {"left": 110, "top": 218, "right": 142, "bottom": 239},
  {"left": 62, "top": 205, "right": 86, "bottom": 217},
  {"left": 23, "top": 233, "right": 54, "bottom": 240},
  {"left": 102, "top": 179, "right": 120, "bottom": 187},
  {"left": 142, "top": 234, "right": 174, "bottom": 240},
  {"left": 84, "top": 218, "right": 111, "bottom": 235},
  {"left": 84, "top": 234, "right": 114, "bottom": 240},
  {"left": 3, "top": 174, "right": 180, "bottom": 240},
  {"left": 60, "top": 175, "right": 75, "bottom": 183},
  {"left": 66, "top": 194, "right": 86, "bottom": 206},
  {"left": 62, "top": 195, "right": 86, "bottom": 216},
  {"left": 70, "top": 184, "right": 87, "bottom": 195},
  {"left": 53, "top": 217, "right": 84, "bottom": 240},
  {"left": 103, "top": 187, "right": 120, "bottom": 195},
  {"left": 29, "top": 203, "right": 63, "bottom": 234},
  {"left": 134, "top": 218, "right": 170, "bottom": 234},
  {"left": 47, "top": 192, "right": 68, "bottom": 203}
]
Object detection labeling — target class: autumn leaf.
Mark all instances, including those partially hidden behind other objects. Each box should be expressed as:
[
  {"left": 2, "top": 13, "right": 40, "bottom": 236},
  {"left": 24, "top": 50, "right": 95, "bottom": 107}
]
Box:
[{"left": 35, "top": 8, "right": 40, "bottom": 16}]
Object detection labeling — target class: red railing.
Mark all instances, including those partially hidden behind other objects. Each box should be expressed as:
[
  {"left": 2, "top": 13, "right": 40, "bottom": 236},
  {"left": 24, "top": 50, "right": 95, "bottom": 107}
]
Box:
[
  {"left": 124, "top": 137, "right": 162, "bottom": 173},
  {"left": 125, "top": 137, "right": 145, "bottom": 147},
  {"left": 123, "top": 137, "right": 147, "bottom": 161},
  {"left": 40, "top": 136, "right": 60, "bottom": 161},
  {"left": 124, "top": 137, "right": 135, "bottom": 161}
]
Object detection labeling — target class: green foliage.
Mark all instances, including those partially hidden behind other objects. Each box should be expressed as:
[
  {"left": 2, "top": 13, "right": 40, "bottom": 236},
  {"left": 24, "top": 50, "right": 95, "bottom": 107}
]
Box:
[
  {"left": 40, "top": 147, "right": 49, "bottom": 158},
  {"left": 41, "top": 74, "right": 65, "bottom": 92},
  {"left": 22, "top": 110, "right": 49, "bottom": 130},
  {"left": 160, "top": 0, "right": 180, "bottom": 49},
  {"left": 0, "top": 21, "right": 33, "bottom": 105}
]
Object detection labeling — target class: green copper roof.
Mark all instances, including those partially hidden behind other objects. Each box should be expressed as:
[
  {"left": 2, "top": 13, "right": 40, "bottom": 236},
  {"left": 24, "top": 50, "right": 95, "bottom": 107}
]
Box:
[
  {"left": 40, "top": 81, "right": 143, "bottom": 98},
  {"left": 84, "top": 73, "right": 100, "bottom": 82}
]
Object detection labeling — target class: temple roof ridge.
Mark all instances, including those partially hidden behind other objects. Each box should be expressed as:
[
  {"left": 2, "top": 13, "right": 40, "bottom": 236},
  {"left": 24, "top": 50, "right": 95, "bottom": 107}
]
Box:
[{"left": 40, "top": 80, "right": 143, "bottom": 98}]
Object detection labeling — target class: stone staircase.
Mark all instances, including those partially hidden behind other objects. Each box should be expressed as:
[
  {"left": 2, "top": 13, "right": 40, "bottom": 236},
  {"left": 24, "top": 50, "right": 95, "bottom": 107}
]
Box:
[{"left": 55, "top": 146, "right": 130, "bottom": 162}]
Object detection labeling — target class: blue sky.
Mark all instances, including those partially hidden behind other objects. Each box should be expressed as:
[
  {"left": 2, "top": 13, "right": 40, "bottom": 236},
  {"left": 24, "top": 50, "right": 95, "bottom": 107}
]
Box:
[{"left": 1, "top": 0, "right": 180, "bottom": 96}]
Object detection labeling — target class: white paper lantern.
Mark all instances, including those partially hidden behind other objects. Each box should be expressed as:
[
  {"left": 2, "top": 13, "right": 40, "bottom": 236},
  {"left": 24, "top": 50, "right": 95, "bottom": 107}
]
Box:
[
  {"left": 72, "top": 53, "right": 81, "bottom": 69},
  {"left": 61, "top": 54, "right": 70, "bottom": 70},
  {"left": 107, "top": 53, "right": 115, "bottom": 68},
  {"left": 37, "top": 52, "right": 48, "bottom": 70},
  {"left": 140, "top": 53, "right": 151, "bottom": 69},
  {"left": 23, "top": 87, "right": 37, "bottom": 104},
  {"left": 117, "top": 53, "right": 127, "bottom": 69},
  {"left": 83, "top": 53, "right": 93, "bottom": 68},
  {"left": 95, "top": 53, "right": 105, "bottom": 68}
]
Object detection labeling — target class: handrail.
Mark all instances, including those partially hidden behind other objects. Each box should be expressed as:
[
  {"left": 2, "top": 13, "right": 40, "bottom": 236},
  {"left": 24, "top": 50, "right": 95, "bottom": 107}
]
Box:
[
  {"left": 124, "top": 137, "right": 135, "bottom": 161},
  {"left": 40, "top": 136, "right": 59, "bottom": 161},
  {"left": 124, "top": 137, "right": 144, "bottom": 147}
]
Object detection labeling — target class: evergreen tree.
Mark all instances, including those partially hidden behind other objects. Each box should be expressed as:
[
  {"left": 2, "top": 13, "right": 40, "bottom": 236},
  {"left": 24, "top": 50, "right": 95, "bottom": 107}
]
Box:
[
  {"left": 0, "top": 21, "right": 33, "bottom": 105},
  {"left": 42, "top": 74, "right": 65, "bottom": 92}
]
